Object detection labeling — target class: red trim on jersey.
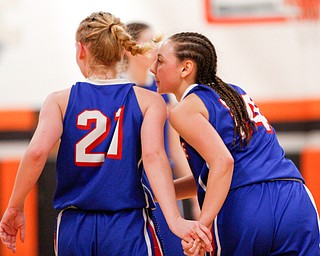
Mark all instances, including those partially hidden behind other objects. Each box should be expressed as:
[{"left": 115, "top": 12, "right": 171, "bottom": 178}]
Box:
[
  {"left": 211, "top": 226, "right": 216, "bottom": 255},
  {"left": 148, "top": 222, "right": 163, "bottom": 256}
]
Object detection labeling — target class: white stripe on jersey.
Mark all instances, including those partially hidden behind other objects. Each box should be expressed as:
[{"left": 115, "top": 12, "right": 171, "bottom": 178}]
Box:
[
  {"left": 198, "top": 175, "right": 207, "bottom": 192},
  {"left": 142, "top": 209, "right": 153, "bottom": 256},
  {"left": 304, "top": 184, "right": 320, "bottom": 248},
  {"left": 214, "top": 216, "right": 221, "bottom": 256}
]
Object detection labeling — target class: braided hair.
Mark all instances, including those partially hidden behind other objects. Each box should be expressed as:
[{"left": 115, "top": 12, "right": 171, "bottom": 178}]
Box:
[
  {"left": 122, "top": 22, "right": 163, "bottom": 72},
  {"left": 169, "top": 32, "right": 256, "bottom": 147},
  {"left": 75, "top": 12, "right": 156, "bottom": 67},
  {"left": 126, "top": 22, "right": 150, "bottom": 41}
]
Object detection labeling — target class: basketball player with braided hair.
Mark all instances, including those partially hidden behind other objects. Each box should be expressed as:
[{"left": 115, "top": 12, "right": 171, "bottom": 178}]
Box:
[
  {"left": 151, "top": 32, "right": 320, "bottom": 256},
  {"left": 0, "top": 14, "right": 213, "bottom": 255}
]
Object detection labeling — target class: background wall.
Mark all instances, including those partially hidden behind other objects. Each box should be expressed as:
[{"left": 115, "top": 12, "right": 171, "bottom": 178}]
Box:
[{"left": 0, "top": 0, "right": 319, "bottom": 108}]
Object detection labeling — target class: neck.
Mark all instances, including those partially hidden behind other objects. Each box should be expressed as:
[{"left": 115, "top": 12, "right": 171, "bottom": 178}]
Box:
[
  {"left": 176, "top": 83, "right": 198, "bottom": 102},
  {"left": 87, "top": 68, "right": 119, "bottom": 80},
  {"left": 127, "top": 73, "right": 153, "bottom": 87}
]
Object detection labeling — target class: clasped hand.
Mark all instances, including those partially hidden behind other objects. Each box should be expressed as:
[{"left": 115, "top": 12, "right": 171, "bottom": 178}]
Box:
[{"left": 170, "top": 217, "right": 213, "bottom": 256}]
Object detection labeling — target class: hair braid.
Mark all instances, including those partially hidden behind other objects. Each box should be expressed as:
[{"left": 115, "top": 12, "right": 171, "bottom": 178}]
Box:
[
  {"left": 169, "top": 32, "right": 256, "bottom": 147},
  {"left": 76, "top": 12, "right": 157, "bottom": 67}
]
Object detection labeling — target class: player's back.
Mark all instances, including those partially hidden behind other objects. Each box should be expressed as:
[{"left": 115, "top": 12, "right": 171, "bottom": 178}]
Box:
[
  {"left": 54, "top": 79, "right": 147, "bottom": 211},
  {"left": 183, "top": 84, "right": 303, "bottom": 206}
]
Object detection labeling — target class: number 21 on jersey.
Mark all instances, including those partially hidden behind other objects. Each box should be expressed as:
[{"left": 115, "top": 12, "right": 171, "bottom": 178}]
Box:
[{"left": 75, "top": 107, "right": 124, "bottom": 166}]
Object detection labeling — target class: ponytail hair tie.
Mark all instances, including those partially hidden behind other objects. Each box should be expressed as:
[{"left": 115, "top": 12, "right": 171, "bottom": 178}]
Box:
[{"left": 108, "top": 23, "right": 115, "bottom": 32}]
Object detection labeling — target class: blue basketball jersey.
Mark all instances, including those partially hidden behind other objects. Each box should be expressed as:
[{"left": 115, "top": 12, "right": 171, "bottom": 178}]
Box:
[
  {"left": 54, "top": 80, "right": 147, "bottom": 211},
  {"left": 181, "top": 84, "right": 304, "bottom": 207}
]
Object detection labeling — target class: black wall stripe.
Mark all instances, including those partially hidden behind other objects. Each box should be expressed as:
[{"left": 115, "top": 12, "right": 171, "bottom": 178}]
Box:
[
  {"left": 38, "top": 160, "right": 57, "bottom": 256},
  {"left": 0, "top": 131, "right": 33, "bottom": 141},
  {"left": 271, "top": 120, "right": 320, "bottom": 132}
]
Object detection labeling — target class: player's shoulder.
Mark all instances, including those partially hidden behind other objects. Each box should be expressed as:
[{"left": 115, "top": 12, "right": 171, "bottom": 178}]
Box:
[
  {"left": 133, "top": 86, "right": 166, "bottom": 115},
  {"left": 228, "top": 83, "right": 248, "bottom": 95},
  {"left": 46, "top": 87, "right": 71, "bottom": 100},
  {"left": 134, "top": 86, "right": 165, "bottom": 104},
  {"left": 42, "top": 87, "right": 71, "bottom": 115},
  {"left": 134, "top": 85, "right": 158, "bottom": 95}
]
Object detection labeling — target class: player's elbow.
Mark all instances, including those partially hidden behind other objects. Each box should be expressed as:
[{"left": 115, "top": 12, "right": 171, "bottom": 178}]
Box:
[
  {"left": 221, "top": 154, "right": 234, "bottom": 176},
  {"left": 209, "top": 154, "right": 234, "bottom": 176},
  {"left": 26, "top": 144, "right": 49, "bottom": 163},
  {"left": 142, "top": 150, "right": 163, "bottom": 165},
  {"left": 224, "top": 154, "right": 234, "bottom": 168}
]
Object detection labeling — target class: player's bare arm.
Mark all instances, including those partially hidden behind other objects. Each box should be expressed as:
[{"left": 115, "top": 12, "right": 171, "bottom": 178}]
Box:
[
  {"left": 170, "top": 94, "right": 234, "bottom": 228},
  {"left": 0, "top": 89, "right": 66, "bottom": 252}
]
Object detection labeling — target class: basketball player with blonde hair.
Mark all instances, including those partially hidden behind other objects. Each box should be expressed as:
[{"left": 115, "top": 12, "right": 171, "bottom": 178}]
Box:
[{"left": 0, "top": 13, "right": 213, "bottom": 255}]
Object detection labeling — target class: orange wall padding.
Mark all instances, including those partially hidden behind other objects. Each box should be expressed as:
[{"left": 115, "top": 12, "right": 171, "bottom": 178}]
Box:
[
  {"left": 0, "top": 160, "right": 38, "bottom": 256},
  {"left": 257, "top": 99, "right": 320, "bottom": 123},
  {"left": 0, "top": 110, "right": 38, "bottom": 131},
  {"left": 301, "top": 148, "right": 320, "bottom": 213}
]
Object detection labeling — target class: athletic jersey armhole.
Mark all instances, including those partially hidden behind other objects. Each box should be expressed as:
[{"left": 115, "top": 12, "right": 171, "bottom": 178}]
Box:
[
  {"left": 62, "top": 84, "right": 77, "bottom": 126},
  {"left": 132, "top": 86, "right": 147, "bottom": 118},
  {"left": 190, "top": 85, "right": 217, "bottom": 125}
]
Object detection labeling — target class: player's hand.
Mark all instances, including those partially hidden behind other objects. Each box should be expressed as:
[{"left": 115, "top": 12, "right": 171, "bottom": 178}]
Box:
[
  {"left": 0, "top": 208, "right": 26, "bottom": 253},
  {"left": 169, "top": 217, "right": 213, "bottom": 253},
  {"left": 181, "top": 239, "right": 207, "bottom": 256}
]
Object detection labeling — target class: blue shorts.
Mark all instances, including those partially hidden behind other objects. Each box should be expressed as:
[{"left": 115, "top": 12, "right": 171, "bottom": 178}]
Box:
[
  {"left": 55, "top": 207, "right": 163, "bottom": 256},
  {"left": 149, "top": 203, "right": 185, "bottom": 256},
  {"left": 142, "top": 171, "right": 185, "bottom": 256},
  {"left": 212, "top": 180, "right": 320, "bottom": 256}
]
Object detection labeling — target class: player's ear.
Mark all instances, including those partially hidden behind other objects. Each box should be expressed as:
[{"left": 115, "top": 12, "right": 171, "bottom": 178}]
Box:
[
  {"left": 181, "top": 60, "right": 194, "bottom": 78},
  {"left": 76, "top": 42, "right": 87, "bottom": 60}
]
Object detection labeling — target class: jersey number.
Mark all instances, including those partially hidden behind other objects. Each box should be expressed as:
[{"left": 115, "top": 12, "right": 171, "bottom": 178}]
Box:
[
  {"left": 75, "top": 108, "right": 124, "bottom": 166},
  {"left": 241, "top": 94, "right": 273, "bottom": 133},
  {"left": 220, "top": 94, "right": 272, "bottom": 133}
]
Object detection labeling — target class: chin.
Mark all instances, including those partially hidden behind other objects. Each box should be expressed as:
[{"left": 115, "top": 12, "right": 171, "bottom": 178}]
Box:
[
  {"left": 157, "top": 87, "right": 166, "bottom": 95},
  {"left": 156, "top": 83, "right": 170, "bottom": 95}
]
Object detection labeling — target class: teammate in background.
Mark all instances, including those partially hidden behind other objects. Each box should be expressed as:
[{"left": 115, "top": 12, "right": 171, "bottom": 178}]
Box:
[
  {"left": 151, "top": 32, "right": 320, "bottom": 256},
  {"left": 0, "top": 14, "right": 213, "bottom": 255},
  {"left": 124, "top": 23, "right": 198, "bottom": 185},
  {"left": 123, "top": 22, "right": 199, "bottom": 256}
]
